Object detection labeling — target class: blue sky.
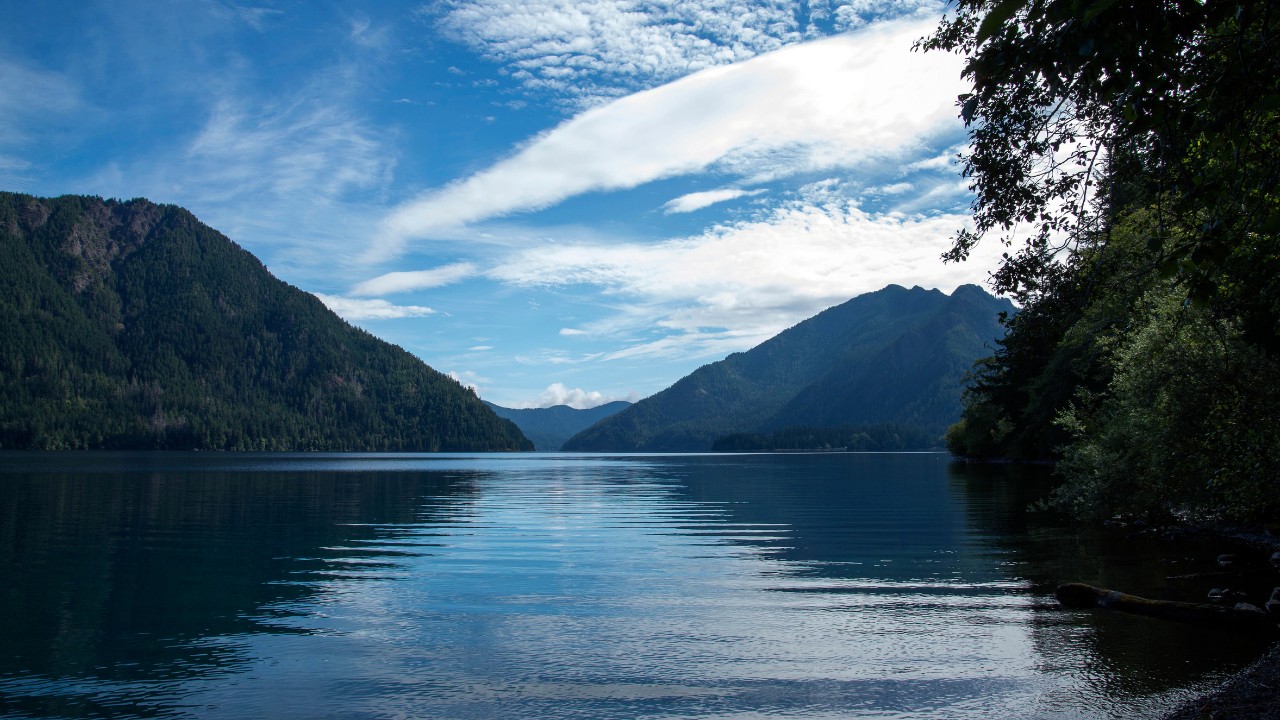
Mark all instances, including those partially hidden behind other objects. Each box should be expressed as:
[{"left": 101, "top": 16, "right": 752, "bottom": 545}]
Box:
[{"left": 1, "top": 0, "right": 1006, "bottom": 409}]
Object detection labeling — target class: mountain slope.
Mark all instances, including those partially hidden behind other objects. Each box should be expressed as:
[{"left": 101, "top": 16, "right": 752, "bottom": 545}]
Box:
[
  {"left": 562, "top": 285, "right": 1012, "bottom": 452},
  {"left": 484, "top": 401, "right": 631, "bottom": 451},
  {"left": 0, "top": 192, "right": 532, "bottom": 451}
]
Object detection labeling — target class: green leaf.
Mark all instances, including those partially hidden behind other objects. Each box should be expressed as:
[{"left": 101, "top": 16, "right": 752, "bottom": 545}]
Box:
[
  {"left": 975, "top": 0, "right": 1026, "bottom": 46},
  {"left": 1082, "top": 0, "right": 1119, "bottom": 23}
]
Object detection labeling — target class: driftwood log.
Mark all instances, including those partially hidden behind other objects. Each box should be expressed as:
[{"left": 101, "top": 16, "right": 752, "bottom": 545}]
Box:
[{"left": 1055, "top": 582, "right": 1277, "bottom": 631}]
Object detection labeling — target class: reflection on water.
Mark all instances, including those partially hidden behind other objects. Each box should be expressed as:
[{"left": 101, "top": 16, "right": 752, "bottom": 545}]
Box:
[{"left": 0, "top": 452, "right": 1270, "bottom": 719}]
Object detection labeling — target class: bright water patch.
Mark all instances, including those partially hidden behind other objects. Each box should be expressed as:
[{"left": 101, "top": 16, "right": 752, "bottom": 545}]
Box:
[{"left": 0, "top": 452, "right": 1268, "bottom": 718}]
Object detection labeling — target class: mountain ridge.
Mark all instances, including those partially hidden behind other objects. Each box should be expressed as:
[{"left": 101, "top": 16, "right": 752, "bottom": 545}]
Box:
[
  {"left": 562, "top": 284, "right": 1013, "bottom": 452},
  {"left": 0, "top": 192, "right": 532, "bottom": 451},
  {"left": 484, "top": 400, "right": 631, "bottom": 451}
]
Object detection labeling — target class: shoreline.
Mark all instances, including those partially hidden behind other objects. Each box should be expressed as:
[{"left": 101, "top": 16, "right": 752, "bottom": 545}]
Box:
[
  {"left": 1153, "top": 525, "right": 1280, "bottom": 719},
  {"left": 1160, "top": 641, "right": 1280, "bottom": 720}
]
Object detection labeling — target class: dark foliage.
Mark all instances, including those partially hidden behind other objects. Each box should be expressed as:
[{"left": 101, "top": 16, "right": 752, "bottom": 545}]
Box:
[{"left": 925, "top": 1, "right": 1280, "bottom": 522}]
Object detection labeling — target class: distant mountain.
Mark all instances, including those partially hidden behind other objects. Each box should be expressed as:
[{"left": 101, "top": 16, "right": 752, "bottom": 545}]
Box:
[
  {"left": 562, "top": 284, "right": 1013, "bottom": 452},
  {"left": 0, "top": 192, "right": 532, "bottom": 451},
  {"left": 484, "top": 401, "right": 631, "bottom": 451}
]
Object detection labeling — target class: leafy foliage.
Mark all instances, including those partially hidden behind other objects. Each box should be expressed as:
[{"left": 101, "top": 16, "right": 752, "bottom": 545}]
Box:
[
  {"left": 1052, "top": 291, "right": 1280, "bottom": 522},
  {"left": 921, "top": 0, "right": 1280, "bottom": 320},
  {"left": 0, "top": 193, "right": 532, "bottom": 451},
  {"left": 926, "top": 1, "right": 1280, "bottom": 522}
]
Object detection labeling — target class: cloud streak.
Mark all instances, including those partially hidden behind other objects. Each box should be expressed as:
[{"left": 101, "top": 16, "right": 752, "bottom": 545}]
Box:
[
  {"left": 352, "top": 262, "right": 479, "bottom": 296},
  {"left": 314, "top": 294, "right": 437, "bottom": 320},
  {"left": 374, "top": 18, "right": 965, "bottom": 259},
  {"left": 663, "top": 187, "right": 764, "bottom": 214}
]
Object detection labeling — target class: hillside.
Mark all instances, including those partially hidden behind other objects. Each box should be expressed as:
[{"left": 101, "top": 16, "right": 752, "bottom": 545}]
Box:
[
  {"left": 562, "top": 285, "right": 1013, "bottom": 452},
  {"left": 0, "top": 192, "right": 532, "bottom": 451},
  {"left": 484, "top": 401, "right": 631, "bottom": 451}
]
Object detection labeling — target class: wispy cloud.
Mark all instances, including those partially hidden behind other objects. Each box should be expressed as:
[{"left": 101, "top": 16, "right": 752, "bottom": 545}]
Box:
[
  {"left": 0, "top": 53, "right": 82, "bottom": 191},
  {"left": 663, "top": 187, "right": 764, "bottom": 214},
  {"left": 0, "top": 55, "right": 81, "bottom": 146},
  {"left": 64, "top": 23, "right": 401, "bottom": 284},
  {"left": 352, "top": 262, "right": 479, "bottom": 296},
  {"left": 314, "top": 294, "right": 437, "bottom": 320},
  {"left": 187, "top": 98, "right": 388, "bottom": 202},
  {"left": 375, "top": 18, "right": 965, "bottom": 259},
  {"left": 230, "top": 5, "right": 285, "bottom": 32}
]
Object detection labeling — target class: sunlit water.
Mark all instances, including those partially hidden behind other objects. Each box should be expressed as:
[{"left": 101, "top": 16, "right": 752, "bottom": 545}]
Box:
[{"left": 0, "top": 452, "right": 1271, "bottom": 719}]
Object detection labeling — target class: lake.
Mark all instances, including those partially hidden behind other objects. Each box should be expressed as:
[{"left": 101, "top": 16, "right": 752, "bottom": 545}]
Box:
[{"left": 0, "top": 452, "right": 1271, "bottom": 719}]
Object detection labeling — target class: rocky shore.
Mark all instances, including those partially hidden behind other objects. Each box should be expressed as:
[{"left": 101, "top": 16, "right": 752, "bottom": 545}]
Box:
[
  {"left": 1151, "top": 537, "right": 1280, "bottom": 719},
  {"left": 1059, "top": 522, "right": 1280, "bottom": 720},
  {"left": 1160, "top": 641, "right": 1280, "bottom": 720}
]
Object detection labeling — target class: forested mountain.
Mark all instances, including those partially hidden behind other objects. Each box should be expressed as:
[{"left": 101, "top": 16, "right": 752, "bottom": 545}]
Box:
[
  {"left": 0, "top": 192, "right": 532, "bottom": 451},
  {"left": 562, "top": 285, "right": 1013, "bottom": 452},
  {"left": 484, "top": 401, "right": 630, "bottom": 451}
]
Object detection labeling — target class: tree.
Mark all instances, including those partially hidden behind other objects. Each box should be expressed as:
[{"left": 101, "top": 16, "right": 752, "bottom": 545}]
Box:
[
  {"left": 920, "top": 0, "right": 1279, "bottom": 340},
  {"left": 1053, "top": 289, "right": 1280, "bottom": 522},
  {"left": 926, "top": 1, "right": 1280, "bottom": 522}
]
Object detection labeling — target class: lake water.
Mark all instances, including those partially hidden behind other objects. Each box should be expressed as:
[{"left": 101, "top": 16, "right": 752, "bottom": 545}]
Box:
[{"left": 0, "top": 452, "right": 1272, "bottom": 719}]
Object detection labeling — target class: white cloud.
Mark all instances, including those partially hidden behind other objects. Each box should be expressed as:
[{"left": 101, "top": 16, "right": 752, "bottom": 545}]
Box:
[
  {"left": 486, "top": 196, "right": 1005, "bottom": 361},
  {"left": 447, "top": 369, "right": 486, "bottom": 394},
  {"left": 434, "top": 0, "right": 795, "bottom": 103},
  {"left": 351, "top": 262, "right": 479, "bottom": 296},
  {"left": 375, "top": 18, "right": 964, "bottom": 259},
  {"left": 314, "top": 294, "right": 437, "bottom": 320},
  {"left": 559, "top": 328, "right": 588, "bottom": 336},
  {"left": 432, "top": 0, "right": 945, "bottom": 103},
  {"left": 663, "top": 187, "right": 764, "bottom": 214},
  {"left": 534, "top": 383, "right": 616, "bottom": 409},
  {"left": 906, "top": 147, "right": 961, "bottom": 172},
  {"left": 873, "top": 182, "right": 914, "bottom": 195}
]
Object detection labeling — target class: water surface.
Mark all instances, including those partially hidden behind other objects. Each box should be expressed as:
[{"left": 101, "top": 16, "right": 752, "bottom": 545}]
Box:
[{"left": 0, "top": 452, "right": 1269, "bottom": 719}]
